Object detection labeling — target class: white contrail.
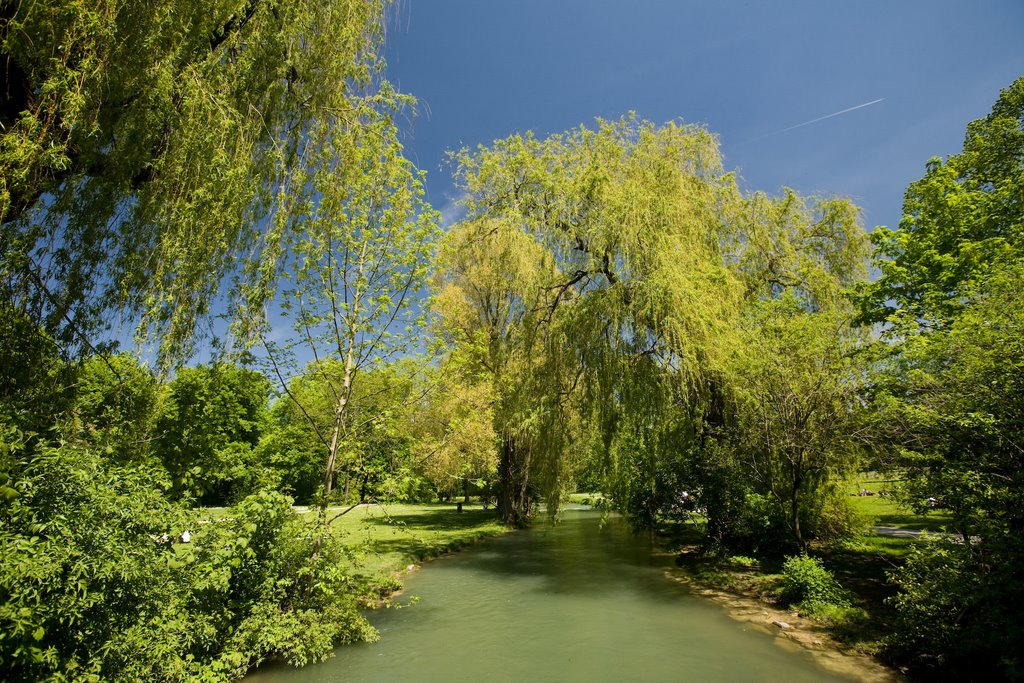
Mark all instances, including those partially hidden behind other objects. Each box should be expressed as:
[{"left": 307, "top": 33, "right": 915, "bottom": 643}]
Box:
[{"left": 755, "top": 98, "right": 885, "bottom": 140}]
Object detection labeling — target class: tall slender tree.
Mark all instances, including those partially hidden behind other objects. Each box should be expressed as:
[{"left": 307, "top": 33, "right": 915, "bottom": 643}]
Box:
[{"left": 243, "top": 109, "right": 440, "bottom": 529}]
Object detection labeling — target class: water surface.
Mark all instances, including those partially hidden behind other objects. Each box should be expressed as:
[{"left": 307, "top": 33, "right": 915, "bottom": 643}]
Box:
[{"left": 250, "top": 510, "right": 856, "bottom": 682}]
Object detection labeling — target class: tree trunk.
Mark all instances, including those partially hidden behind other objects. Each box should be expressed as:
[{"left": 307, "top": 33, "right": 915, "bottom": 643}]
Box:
[
  {"left": 791, "top": 473, "right": 804, "bottom": 549},
  {"left": 318, "top": 238, "right": 367, "bottom": 527},
  {"left": 498, "top": 434, "right": 532, "bottom": 527},
  {"left": 318, "top": 330, "right": 358, "bottom": 528}
]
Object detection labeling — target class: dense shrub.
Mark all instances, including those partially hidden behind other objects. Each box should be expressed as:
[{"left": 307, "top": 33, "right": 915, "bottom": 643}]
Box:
[
  {"left": 180, "top": 490, "right": 377, "bottom": 678},
  {"left": 887, "top": 537, "right": 1024, "bottom": 681},
  {"left": 0, "top": 431, "right": 193, "bottom": 681},
  {"left": 0, "top": 432, "right": 376, "bottom": 682},
  {"left": 672, "top": 441, "right": 861, "bottom": 554},
  {"left": 155, "top": 363, "right": 272, "bottom": 506},
  {"left": 781, "top": 554, "right": 850, "bottom": 613}
]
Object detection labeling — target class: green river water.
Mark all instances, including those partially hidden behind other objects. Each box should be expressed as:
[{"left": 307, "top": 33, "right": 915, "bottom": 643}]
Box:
[{"left": 249, "top": 510, "right": 862, "bottom": 682}]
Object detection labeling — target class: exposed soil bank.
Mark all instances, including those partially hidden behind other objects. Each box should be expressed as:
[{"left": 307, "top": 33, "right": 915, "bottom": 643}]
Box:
[{"left": 659, "top": 548, "right": 903, "bottom": 683}]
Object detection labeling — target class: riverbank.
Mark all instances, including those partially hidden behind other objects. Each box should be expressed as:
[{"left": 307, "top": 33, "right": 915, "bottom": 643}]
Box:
[
  {"left": 662, "top": 545, "right": 903, "bottom": 683},
  {"left": 251, "top": 499, "right": 909, "bottom": 681},
  {"left": 203, "top": 502, "right": 510, "bottom": 605},
  {"left": 653, "top": 490, "right": 951, "bottom": 682},
  {"left": 325, "top": 503, "right": 509, "bottom": 603}
]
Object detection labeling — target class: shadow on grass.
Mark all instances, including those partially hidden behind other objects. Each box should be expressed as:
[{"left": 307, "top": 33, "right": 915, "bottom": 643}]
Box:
[
  {"left": 360, "top": 508, "right": 500, "bottom": 532},
  {"left": 359, "top": 532, "right": 496, "bottom": 564},
  {"left": 872, "top": 512, "right": 952, "bottom": 532}
]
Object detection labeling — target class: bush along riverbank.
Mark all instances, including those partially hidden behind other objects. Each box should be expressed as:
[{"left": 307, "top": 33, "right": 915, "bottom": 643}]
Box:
[
  {"left": 0, "top": 437, "right": 507, "bottom": 683},
  {"left": 656, "top": 491, "right": 973, "bottom": 682}
]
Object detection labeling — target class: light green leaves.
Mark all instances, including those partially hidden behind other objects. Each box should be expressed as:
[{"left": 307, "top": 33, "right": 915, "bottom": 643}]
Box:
[{"left": 857, "top": 76, "right": 1024, "bottom": 332}]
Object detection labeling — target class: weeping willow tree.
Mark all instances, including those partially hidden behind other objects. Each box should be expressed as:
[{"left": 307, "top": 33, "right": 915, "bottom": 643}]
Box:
[
  {"left": 435, "top": 116, "right": 745, "bottom": 526},
  {"left": 1, "top": 0, "right": 396, "bottom": 366},
  {"left": 436, "top": 115, "right": 871, "bottom": 536},
  {"left": 719, "top": 190, "right": 870, "bottom": 548}
]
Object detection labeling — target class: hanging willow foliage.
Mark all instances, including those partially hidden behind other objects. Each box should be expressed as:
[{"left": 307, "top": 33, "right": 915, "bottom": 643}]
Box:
[
  {"left": 1, "top": 0, "right": 395, "bottom": 365},
  {"left": 436, "top": 115, "right": 869, "bottom": 529},
  {"left": 436, "top": 116, "right": 743, "bottom": 524}
]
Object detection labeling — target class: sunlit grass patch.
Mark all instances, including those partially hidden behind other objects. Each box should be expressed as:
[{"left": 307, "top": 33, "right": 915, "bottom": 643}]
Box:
[
  {"left": 195, "top": 502, "right": 506, "bottom": 597},
  {"left": 329, "top": 504, "right": 505, "bottom": 577},
  {"left": 846, "top": 483, "right": 953, "bottom": 533}
]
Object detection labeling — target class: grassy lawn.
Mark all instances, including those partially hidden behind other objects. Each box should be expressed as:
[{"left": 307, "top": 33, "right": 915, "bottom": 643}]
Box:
[
  {"left": 564, "top": 492, "right": 605, "bottom": 506},
  {"left": 846, "top": 476, "right": 953, "bottom": 533},
  {"left": 327, "top": 503, "right": 506, "bottom": 579}
]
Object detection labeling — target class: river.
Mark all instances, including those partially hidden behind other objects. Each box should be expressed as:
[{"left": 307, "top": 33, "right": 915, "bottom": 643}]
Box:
[{"left": 249, "top": 509, "right": 865, "bottom": 682}]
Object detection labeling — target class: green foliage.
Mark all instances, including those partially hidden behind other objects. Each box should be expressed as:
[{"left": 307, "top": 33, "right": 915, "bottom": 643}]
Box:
[
  {"left": 440, "top": 115, "right": 745, "bottom": 526},
  {"left": 726, "top": 294, "right": 868, "bottom": 547},
  {"left": 180, "top": 490, "right": 378, "bottom": 677},
  {"left": 0, "top": 300, "right": 74, "bottom": 435},
  {"left": 781, "top": 554, "right": 850, "bottom": 613},
  {"left": 875, "top": 262, "right": 1024, "bottom": 542},
  {"left": 0, "top": 432, "right": 376, "bottom": 681},
  {"left": 860, "top": 78, "right": 1024, "bottom": 679},
  {"left": 1, "top": 1, "right": 454, "bottom": 677},
  {"left": 887, "top": 537, "right": 1024, "bottom": 680},
  {"left": 67, "top": 353, "right": 161, "bottom": 464},
  {"left": 724, "top": 555, "right": 758, "bottom": 568},
  {"left": 857, "top": 76, "right": 1024, "bottom": 331},
  {"left": 0, "top": 432, "right": 192, "bottom": 681},
  {"left": 259, "top": 362, "right": 435, "bottom": 506},
  {"left": 439, "top": 113, "right": 870, "bottom": 540},
  {"left": 409, "top": 361, "right": 497, "bottom": 503},
  {"left": 1, "top": 0, "right": 396, "bottom": 365},
  {"left": 873, "top": 263, "right": 1024, "bottom": 679},
  {"left": 156, "top": 362, "right": 272, "bottom": 505},
  {"left": 254, "top": 421, "right": 324, "bottom": 505},
  {"left": 241, "top": 83, "right": 441, "bottom": 520}
]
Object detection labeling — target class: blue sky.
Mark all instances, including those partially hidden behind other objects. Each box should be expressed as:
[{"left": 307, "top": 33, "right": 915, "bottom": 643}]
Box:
[{"left": 383, "top": 1, "right": 1024, "bottom": 234}]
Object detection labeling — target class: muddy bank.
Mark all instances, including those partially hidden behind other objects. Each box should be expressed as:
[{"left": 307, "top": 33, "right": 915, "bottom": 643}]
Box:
[{"left": 659, "top": 550, "right": 903, "bottom": 683}]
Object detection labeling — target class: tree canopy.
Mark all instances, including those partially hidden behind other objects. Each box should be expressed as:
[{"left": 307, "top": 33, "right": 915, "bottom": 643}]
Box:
[
  {"left": 1, "top": 0, "right": 397, "bottom": 363},
  {"left": 436, "top": 115, "right": 868, "bottom": 535},
  {"left": 857, "top": 75, "right": 1024, "bottom": 331},
  {"left": 856, "top": 78, "right": 1024, "bottom": 679}
]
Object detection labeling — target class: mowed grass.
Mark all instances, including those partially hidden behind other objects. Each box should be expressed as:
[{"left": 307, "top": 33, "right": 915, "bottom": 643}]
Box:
[
  {"left": 848, "top": 494, "right": 953, "bottom": 533},
  {"left": 846, "top": 475, "right": 953, "bottom": 540},
  {"left": 194, "top": 502, "right": 507, "bottom": 597},
  {"left": 326, "top": 503, "right": 506, "bottom": 578}
]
